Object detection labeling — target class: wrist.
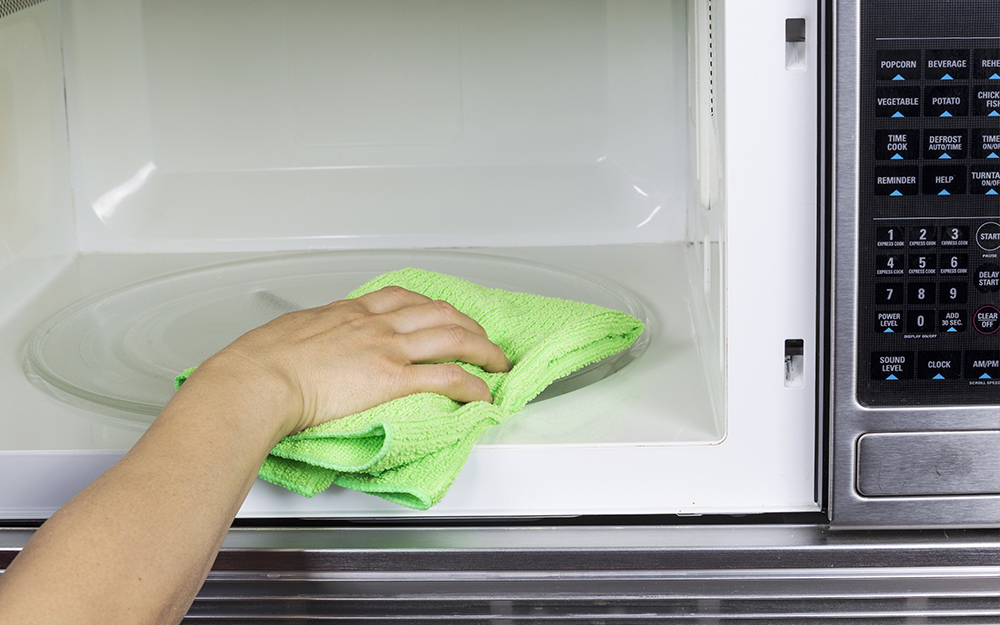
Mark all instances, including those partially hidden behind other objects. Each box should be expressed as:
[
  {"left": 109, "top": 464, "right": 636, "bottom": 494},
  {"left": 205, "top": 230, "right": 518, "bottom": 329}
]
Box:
[{"left": 174, "top": 350, "right": 303, "bottom": 449}]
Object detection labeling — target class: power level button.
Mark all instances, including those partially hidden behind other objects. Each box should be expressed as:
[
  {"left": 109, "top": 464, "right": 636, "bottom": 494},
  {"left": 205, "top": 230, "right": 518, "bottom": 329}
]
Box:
[{"left": 976, "top": 222, "right": 1000, "bottom": 251}]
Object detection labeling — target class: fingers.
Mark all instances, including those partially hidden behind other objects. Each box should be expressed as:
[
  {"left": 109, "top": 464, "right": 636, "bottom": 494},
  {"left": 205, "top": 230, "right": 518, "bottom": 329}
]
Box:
[
  {"left": 395, "top": 324, "right": 511, "bottom": 374},
  {"left": 353, "top": 285, "right": 433, "bottom": 315},
  {"left": 402, "top": 363, "right": 493, "bottom": 404},
  {"left": 355, "top": 288, "right": 511, "bottom": 373}
]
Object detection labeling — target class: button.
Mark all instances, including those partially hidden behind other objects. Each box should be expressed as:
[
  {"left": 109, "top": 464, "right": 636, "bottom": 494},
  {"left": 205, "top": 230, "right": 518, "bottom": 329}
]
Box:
[
  {"left": 974, "top": 49, "right": 1000, "bottom": 80},
  {"left": 876, "top": 167, "right": 918, "bottom": 196},
  {"left": 907, "top": 282, "right": 936, "bottom": 304},
  {"left": 973, "top": 305, "right": 1000, "bottom": 334},
  {"left": 907, "top": 253, "right": 936, "bottom": 275},
  {"left": 976, "top": 222, "right": 1000, "bottom": 251},
  {"left": 907, "top": 309, "right": 936, "bottom": 333},
  {"left": 877, "top": 129, "right": 919, "bottom": 160},
  {"left": 971, "top": 128, "right": 1000, "bottom": 159},
  {"left": 876, "top": 226, "right": 905, "bottom": 247},
  {"left": 871, "top": 351, "right": 914, "bottom": 380},
  {"left": 940, "top": 281, "right": 968, "bottom": 304},
  {"left": 908, "top": 225, "right": 937, "bottom": 247},
  {"left": 925, "top": 50, "right": 970, "bottom": 80},
  {"left": 876, "top": 311, "right": 903, "bottom": 333},
  {"left": 924, "top": 86, "right": 968, "bottom": 117},
  {"left": 974, "top": 87, "right": 1000, "bottom": 117},
  {"left": 938, "top": 252, "right": 968, "bottom": 275},
  {"left": 974, "top": 263, "right": 1000, "bottom": 293},
  {"left": 876, "top": 283, "right": 903, "bottom": 304},
  {"left": 922, "top": 166, "right": 966, "bottom": 195},
  {"left": 878, "top": 50, "right": 921, "bottom": 81},
  {"left": 938, "top": 309, "right": 967, "bottom": 333},
  {"left": 876, "top": 86, "right": 921, "bottom": 117},
  {"left": 875, "top": 254, "right": 904, "bottom": 275},
  {"left": 917, "top": 350, "right": 961, "bottom": 380},
  {"left": 939, "top": 225, "right": 969, "bottom": 247},
  {"left": 923, "top": 129, "right": 967, "bottom": 160},
  {"left": 965, "top": 350, "right": 1000, "bottom": 380},
  {"left": 970, "top": 165, "right": 1000, "bottom": 196}
]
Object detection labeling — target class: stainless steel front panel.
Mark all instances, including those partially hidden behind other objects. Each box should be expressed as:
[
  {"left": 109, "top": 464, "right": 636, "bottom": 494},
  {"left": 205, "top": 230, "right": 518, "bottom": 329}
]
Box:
[{"left": 830, "top": 0, "right": 1000, "bottom": 527}]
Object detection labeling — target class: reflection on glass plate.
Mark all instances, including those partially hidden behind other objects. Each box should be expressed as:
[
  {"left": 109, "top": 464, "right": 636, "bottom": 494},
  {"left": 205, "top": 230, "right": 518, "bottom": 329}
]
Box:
[{"left": 25, "top": 251, "right": 648, "bottom": 424}]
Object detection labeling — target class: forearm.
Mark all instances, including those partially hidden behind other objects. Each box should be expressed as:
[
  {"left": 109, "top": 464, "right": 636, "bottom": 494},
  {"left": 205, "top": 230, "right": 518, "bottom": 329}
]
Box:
[
  {"left": 0, "top": 287, "right": 509, "bottom": 624},
  {"left": 0, "top": 358, "right": 290, "bottom": 625}
]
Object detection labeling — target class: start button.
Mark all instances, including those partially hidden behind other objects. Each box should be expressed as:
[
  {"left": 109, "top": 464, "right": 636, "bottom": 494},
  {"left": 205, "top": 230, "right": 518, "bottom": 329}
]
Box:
[{"left": 977, "top": 222, "right": 1000, "bottom": 251}]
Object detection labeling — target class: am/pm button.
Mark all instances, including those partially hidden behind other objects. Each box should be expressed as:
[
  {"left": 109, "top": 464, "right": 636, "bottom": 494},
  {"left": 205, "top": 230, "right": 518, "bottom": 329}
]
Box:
[{"left": 965, "top": 350, "right": 1000, "bottom": 380}]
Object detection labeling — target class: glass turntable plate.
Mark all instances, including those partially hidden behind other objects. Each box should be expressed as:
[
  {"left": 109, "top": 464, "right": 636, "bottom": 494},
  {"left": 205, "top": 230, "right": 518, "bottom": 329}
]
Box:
[{"left": 25, "top": 251, "right": 648, "bottom": 423}]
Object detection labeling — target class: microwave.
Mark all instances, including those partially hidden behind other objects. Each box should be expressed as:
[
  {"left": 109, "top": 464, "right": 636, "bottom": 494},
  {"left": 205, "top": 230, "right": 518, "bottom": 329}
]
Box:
[{"left": 1, "top": 0, "right": 998, "bottom": 608}]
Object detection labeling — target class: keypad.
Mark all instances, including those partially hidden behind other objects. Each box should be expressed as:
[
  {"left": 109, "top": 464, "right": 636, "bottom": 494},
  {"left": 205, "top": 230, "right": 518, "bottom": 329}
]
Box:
[{"left": 860, "top": 42, "right": 1000, "bottom": 405}]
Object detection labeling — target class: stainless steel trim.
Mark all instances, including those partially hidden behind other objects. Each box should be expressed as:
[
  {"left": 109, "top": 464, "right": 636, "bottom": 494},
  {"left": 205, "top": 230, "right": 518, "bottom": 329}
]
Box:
[
  {"left": 7, "top": 524, "right": 997, "bottom": 621},
  {"left": 858, "top": 431, "right": 1000, "bottom": 497},
  {"left": 829, "top": 0, "right": 1000, "bottom": 528}
]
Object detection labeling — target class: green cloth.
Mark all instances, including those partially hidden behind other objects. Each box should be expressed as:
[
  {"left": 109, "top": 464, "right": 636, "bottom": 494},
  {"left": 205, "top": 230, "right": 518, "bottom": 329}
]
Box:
[{"left": 175, "top": 268, "right": 643, "bottom": 510}]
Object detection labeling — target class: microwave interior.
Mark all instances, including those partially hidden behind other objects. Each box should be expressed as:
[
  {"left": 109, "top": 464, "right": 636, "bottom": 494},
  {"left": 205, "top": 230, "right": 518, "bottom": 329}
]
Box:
[{"left": 0, "top": 0, "right": 821, "bottom": 519}]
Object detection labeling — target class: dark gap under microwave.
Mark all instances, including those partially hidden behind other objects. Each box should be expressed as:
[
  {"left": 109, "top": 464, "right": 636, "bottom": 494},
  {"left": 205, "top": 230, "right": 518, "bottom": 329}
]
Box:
[{"left": 0, "top": 0, "right": 997, "bottom": 619}]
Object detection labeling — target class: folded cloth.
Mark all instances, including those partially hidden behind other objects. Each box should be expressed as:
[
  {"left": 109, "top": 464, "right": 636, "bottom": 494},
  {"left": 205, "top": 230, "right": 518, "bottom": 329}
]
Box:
[{"left": 176, "top": 268, "right": 644, "bottom": 509}]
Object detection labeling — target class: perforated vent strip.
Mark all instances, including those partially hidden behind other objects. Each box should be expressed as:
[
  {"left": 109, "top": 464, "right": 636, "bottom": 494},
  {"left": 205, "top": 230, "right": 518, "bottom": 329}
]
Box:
[
  {"left": 0, "top": 0, "right": 46, "bottom": 19},
  {"left": 707, "top": 0, "right": 715, "bottom": 116}
]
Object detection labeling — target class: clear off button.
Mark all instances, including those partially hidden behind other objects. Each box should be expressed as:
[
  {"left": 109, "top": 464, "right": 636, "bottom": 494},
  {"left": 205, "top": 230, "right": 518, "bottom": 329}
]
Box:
[
  {"left": 974, "top": 305, "right": 1000, "bottom": 334},
  {"left": 977, "top": 222, "right": 1000, "bottom": 251}
]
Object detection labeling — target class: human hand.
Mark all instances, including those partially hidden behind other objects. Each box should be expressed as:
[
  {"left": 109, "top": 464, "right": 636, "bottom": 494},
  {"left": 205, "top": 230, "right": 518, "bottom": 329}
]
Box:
[{"left": 177, "top": 286, "right": 511, "bottom": 440}]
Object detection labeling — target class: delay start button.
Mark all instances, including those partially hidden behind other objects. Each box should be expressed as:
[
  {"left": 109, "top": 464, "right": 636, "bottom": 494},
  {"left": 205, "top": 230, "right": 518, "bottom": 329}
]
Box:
[
  {"left": 975, "top": 263, "right": 1000, "bottom": 292},
  {"left": 973, "top": 305, "right": 1000, "bottom": 335},
  {"left": 977, "top": 222, "right": 1000, "bottom": 251}
]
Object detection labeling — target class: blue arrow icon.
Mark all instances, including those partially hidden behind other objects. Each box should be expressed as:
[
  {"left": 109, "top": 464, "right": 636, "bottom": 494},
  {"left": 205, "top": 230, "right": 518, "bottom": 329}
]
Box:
[
  {"left": 987, "top": 189, "right": 998, "bottom": 195},
  {"left": 884, "top": 327, "right": 894, "bottom": 333},
  {"left": 990, "top": 110, "right": 1000, "bottom": 117},
  {"left": 939, "top": 153, "right": 951, "bottom": 159},
  {"left": 988, "top": 152, "right": 999, "bottom": 159},
  {"left": 886, "top": 374, "right": 899, "bottom": 380},
  {"left": 891, "top": 190, "right": 904, "bottom": 196},
  {"left": 892, "top": 111, "right": 905, "bottom": 118},
  {"left": 940, "top": 111, "right": 953, "bottom": 117},
  {"left": 891, "top": 153, "right": 904, "bottom": 160},
  {"left": 981, "top": 373, "right": 993, "bottom": 379},
  {"left": 893, "top": 74, "right": 906, "bottom": 81},
  {"left": 941, "top": 73, "right": 953, "bottom": 80},
  {"left": 991, "top": 73, "right": 1000, "bottom": 80},
  {"left": 947, "top": 327, "right": 957, "bottom": 332},
  {"left": 939, "top": 189, "right": 951, "bottom": 195},
  {"left": 933, "top": 373, "right": 946, "bottom": 379}
]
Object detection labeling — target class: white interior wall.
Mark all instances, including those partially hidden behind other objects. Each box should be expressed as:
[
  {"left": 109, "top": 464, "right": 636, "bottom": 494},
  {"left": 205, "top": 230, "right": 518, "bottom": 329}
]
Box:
[
  {"left": 62, "top": 0, "right": 696, "bottom": 253},
  {"left": 0, "top": 2, "right": 76, "bottom": 326}
]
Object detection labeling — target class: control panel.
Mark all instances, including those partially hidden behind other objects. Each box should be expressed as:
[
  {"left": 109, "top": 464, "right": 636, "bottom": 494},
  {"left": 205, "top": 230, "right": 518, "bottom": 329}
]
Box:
[{"left": 858, "top": 0, "right": 1000, "bottom": 407}]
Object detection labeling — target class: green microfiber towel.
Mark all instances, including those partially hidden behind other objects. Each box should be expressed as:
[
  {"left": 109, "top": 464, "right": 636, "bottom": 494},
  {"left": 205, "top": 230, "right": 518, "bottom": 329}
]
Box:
[{"left": 175, "top": 268, "right": 644, "bottom": 510}]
